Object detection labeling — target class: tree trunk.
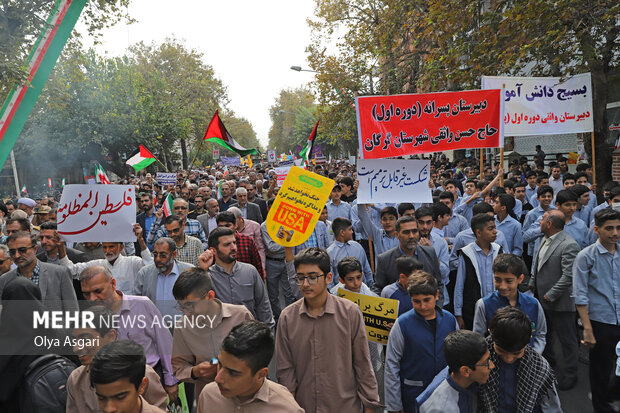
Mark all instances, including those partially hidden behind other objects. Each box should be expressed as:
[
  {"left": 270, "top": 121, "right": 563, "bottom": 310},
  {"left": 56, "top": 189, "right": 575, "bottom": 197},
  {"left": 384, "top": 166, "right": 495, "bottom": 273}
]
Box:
[
  {"left": 587, "top": 63, "right": 612, "bottom": 197},
  {"left": 180, "top": 138, "right": 188, "bottom": 170}
]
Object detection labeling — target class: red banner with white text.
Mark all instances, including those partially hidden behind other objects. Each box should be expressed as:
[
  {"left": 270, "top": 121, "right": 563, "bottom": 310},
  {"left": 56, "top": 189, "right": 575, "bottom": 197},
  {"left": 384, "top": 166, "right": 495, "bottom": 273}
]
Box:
[{"left": 356, "top": 89, "right": 503, "bottom": 159}]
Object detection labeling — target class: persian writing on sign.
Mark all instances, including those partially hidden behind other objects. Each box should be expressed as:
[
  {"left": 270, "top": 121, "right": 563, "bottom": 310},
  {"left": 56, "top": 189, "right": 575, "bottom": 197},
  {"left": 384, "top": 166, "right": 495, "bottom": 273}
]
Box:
[
  {"left": 57, "top": 185, "right": 137, "bottom": 242},
  {"left": 481, "top": 73, "right": 593, "bottom": 136},
  {"left": 356, "top": 89, "right": 503, "bottom": 159},
  {"left": 357, "top": 159, "right": 432, "bottom": 204},
  {"left": 265, "top": 167, "right": 334, "bottom": 247}
]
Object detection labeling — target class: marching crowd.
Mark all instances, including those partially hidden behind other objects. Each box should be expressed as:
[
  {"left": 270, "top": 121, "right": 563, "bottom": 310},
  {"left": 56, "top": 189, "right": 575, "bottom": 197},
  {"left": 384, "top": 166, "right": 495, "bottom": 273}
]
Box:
[{"left": 0, "top": 150, "right": 618, "bottom": 413}]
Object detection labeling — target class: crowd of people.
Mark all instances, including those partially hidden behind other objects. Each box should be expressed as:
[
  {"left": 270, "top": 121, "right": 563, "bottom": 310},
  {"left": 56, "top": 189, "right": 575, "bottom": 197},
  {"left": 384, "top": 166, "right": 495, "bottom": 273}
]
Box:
[{"left": 0, "top": 150, "right": 618, "bottom": 413}]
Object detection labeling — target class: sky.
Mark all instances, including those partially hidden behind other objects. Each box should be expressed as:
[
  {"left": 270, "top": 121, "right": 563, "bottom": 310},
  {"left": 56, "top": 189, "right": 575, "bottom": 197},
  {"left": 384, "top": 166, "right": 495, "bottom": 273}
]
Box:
[{"left": 80, "top": 0, "right": 318, "bottom": 148}]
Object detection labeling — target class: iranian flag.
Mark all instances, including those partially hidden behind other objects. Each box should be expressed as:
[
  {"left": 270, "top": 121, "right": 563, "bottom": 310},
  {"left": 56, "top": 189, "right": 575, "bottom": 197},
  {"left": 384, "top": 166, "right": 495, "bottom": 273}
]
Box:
[
  {"left": 162, "top": 193, "right": 174, "bottom": 217},
  {"left": 127, "top": 145, "right": 157, "bottom": 172},
  {"left": 299, "top": 120, "right": 319, "bottom": 165},
  {"left": 95, "top": 164, "right": 110, "bottom": 184},
  {"left": 203, "top": 111, "right": 257, "bottom": 156}
]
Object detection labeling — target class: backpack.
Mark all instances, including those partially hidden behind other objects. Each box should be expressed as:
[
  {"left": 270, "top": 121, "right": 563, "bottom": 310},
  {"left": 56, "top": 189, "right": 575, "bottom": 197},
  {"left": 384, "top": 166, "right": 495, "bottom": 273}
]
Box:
[{"left": 18, "top": 354, "right": 76, "bottom": 413}]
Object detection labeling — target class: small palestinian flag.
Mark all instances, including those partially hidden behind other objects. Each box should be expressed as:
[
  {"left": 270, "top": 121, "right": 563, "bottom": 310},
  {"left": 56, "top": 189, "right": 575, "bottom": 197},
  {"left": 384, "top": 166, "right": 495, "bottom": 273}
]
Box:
[
  {"left": 162, "top": 193, "right": 174, "bottom": 217},
  {"left": 127, "top": 145, "right": 157, "bottom": 172},
  {"left": 95, "top": 164, "right": 110, "bottom": 184},
  {"left": 299, "top": 120, "right": 319, "bottom": 166},
  {"left": 21, "top": 185, "right": 27, "bottom": 193}
]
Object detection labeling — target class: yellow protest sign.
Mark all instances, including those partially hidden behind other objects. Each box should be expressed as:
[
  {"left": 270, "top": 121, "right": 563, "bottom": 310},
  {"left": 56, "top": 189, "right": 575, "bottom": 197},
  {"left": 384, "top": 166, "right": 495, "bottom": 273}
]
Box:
[
  {"left": 265, "top": 166, "right": 334, "bottom": 247},
  {"left": 337, "top": 288, "right": 399, "bottom": 345}
]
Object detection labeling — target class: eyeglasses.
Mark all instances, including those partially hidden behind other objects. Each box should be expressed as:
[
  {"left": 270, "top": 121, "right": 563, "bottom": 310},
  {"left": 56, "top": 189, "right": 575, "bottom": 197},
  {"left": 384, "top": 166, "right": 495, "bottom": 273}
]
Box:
[
  {"left": 295, "top": 273, "right": 325, "bottom": 286},
  {"left": 174, "top": 297, "right": 205, "bottom": 313},
  {"left": 473, "top": 357, "right": 493, "bottom": 369},
  {"left": 9, "top": 246, "right": 33, "bottom": 256}
]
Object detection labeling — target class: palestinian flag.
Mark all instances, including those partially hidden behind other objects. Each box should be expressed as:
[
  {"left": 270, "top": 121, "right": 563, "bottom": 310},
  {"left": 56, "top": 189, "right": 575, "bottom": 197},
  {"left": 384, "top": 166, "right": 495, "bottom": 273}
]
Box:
[
  {"left": 95, "top": 164, "right": 110, "bottom": 184},
  {"left": 162, "top": 193, "right": 174, "bottom": 217},
  {"left": 21, "top": 185, "right": 27, "bottom": 193},
  {"left": 203, "top": 111, "right": 257, "bottom": 156},
  {"left": 127, "top": 145, "right": 157, "bottom": 172},
  {"left": 299, "top": 120, "right": 319, "bottom": 165}
]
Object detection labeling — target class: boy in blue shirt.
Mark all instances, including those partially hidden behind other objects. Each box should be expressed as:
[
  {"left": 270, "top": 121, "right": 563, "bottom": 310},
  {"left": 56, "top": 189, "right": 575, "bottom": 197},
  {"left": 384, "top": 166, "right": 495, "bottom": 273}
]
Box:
[
  {"left": 473, "top": 253, "right": 547, "bottom": 353},
  {"left": 384, "top": 271, "right": 458, "bottom": 413},
  {"left": 380, "top": 256, "right": 423, "bottom": 316},
  {"left": 419, "top": 330, "right": 494, "bottom": 413}
]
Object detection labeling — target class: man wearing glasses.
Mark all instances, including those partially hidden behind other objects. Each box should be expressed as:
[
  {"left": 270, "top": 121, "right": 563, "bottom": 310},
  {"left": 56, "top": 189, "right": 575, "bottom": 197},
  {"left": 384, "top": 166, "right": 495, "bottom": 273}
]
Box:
[
  {"left": 276, "top": 246, "right": 381, "bottom": 413},
  {"left": 147, "top": 198, "right": 208, "bottom": 250},
  {"left": 0, "top": 231, "right": 78, "bottom": 311},
  {"left": 171, "top": 267, "right": 252, "bottom": 404}
]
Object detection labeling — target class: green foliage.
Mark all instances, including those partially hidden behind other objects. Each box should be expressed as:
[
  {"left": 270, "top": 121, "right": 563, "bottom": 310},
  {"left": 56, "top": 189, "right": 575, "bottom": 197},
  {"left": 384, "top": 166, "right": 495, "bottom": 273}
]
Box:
[
  {"left": 267, "top": 87, "right": 315, "bottom": 153},
  {"left": 0, "top": 0, "right": 133, "bottom": 98},
  {"left": 18, "top": 39, "right": 239, "bottom": 176}
]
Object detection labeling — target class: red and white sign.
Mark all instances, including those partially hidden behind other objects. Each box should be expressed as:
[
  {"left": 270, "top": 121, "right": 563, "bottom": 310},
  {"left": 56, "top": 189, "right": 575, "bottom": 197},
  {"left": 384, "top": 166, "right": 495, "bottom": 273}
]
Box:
[{"left": 356, "top": 89, "right": 503, "bottom": 159}]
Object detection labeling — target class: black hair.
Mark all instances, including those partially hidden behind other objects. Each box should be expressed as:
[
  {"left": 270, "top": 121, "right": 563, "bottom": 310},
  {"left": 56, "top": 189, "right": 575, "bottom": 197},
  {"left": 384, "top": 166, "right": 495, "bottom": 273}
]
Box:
[
  {"left": 444, "top": 330, "right": 488, "bottom": 374},
  {"left": 563, "top": 173, "right": 576, "bottom": 183},
  {"left": 525, "top": 171, "right": 537, "bottom": 179},
  {"left": 208, "top": 226, "right": 235, "bottom": 249},
  {"left": 39, "top": 221, "right": 57, "bottom": 231},
  {"left": 337, "top": 256, "right": 362, "bottom": 278},
  {"left": 471, "top": 213, "right": 495, "bottom": 235},
  {"left": 537, "top": 185, "right": 554, "bottom": 198},
  {"left": 222, "top": 320, "right": 274, "bottom": 374},
  {"left": 396, "top": 215, "right": 417, "bottom": 232},
  {"left": 443, "top": 179, "right": 458, "bottom": 188},
  {"left": 407, "top": 271, "right": 438, "bottom": 296},
  {"left": 570, "top": 184, "right": 589, "bottom": 198},
  {"left": 492, "top": 254, "right": 526, "bottom": 278},
  {"left": 555, "top": 189, "right": 578, "bottom": 205},
  {"left": 139, "top": 192, "right": 153, "bottom": 200},
  {"left": 163, "top": 214, "right": 183, "bottom": 226},
  {"left": 603, "top": 181, "right": 619, "bottom": 194},
  {"left": 331, "top": 217, "right": 352, "bottom": 238},
  {"left": 380, "top": 206, "right": 398, "bottom": 219},
  {"left": 488, "top": 307, "right": 532, "bottom": 352},
  {"left": 536, "top": 175, "right": 549, "bottom": 184},
  {"left": 172, "top": 267, "right": 214, "bottom": 300},
  {"left": 574, "top": 171, "right": 588, "bottom": 182},
  {"left": 594, "top": 209, "right": 620, "bottom": 228},
  {"left": 397, "top": 203, "right": 415, "bottom": 216},
  {"left": 6, "top": 217, "right": 30, "bottom": 232},
  {"left": 576, "top": 163, "right": 590, "bottom": 172},
  {"left": 432, "top": 202, "right": 451, "bottom": 221},
  {"left": 610, "top": 185, "right": 620, "bottom": 199},
  {"left": 414, "top": 206, "right": 433, "bottom": 220},
  {"left": 339, "top": 176, "right": 354, "bottom": 187},
  {"left": 514, "top": 182, "right": 527, "bottom": 190},
  {"left": 90, "top": 340, "right": 146, "bottom": 389},
  {"left": 216, "top": 211, "right": 236, "bottom": 225},
  {"left": 396, "top": 256, "right": 423, "bottom": 276},
  {"left": 78, "top": 305, "right": 115, "bottom": 336},
  {"left": 293, "top": 247, "right": 331, "bottom": 275},
  {"left": 503, "top": 180, "right": 515, "bottom": 190},
  {"left": 472, "top": 202, "right": 493, "bottom": 215},
  {"left": 438, "top": 191, "right": 454, "bottom": 202},
  {"left": 496, "top": 194, "right": 517, "bottom": 220},
  {"left": 465, "top": 179, "right": 477, "bottom": 186}
]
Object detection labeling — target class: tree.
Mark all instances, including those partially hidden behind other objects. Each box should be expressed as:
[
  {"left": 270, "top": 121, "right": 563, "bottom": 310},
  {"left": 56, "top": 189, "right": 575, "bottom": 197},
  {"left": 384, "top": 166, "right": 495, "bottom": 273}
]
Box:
[
  {"left": 0, "top": 0, "right": 133, "bottom": 98},
  {"left": 267, "top": 88, "right": 315, "bottom": 153}
]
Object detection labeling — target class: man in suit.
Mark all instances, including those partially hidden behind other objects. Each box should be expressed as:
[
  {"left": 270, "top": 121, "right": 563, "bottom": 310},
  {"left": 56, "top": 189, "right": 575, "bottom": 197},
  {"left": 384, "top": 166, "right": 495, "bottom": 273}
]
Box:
[
  {"left": 0, "top": 231, "right": 78, "bottom": 311},
  {"left": 133, "top": 237, "right": 193, "bottom": 317},
  {"left": 373, "top": 216, "right": 443, "bottom": 302},
  {"left": 197, "top": 198, "right": 219, "bottom": 236},
  {"left": 246, "top": 182, "right": 268, "bottom": 220},
  {"left": 231, "top": 188, "right": 263, "bottom": 223},
  {"left": 529, "top": 209, "right": 580, "bottom": 390}
]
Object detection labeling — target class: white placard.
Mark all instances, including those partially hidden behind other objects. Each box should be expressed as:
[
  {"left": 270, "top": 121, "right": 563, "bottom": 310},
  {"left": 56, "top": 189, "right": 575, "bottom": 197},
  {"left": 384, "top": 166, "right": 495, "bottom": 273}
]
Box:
[
  {"left": 481, "top": 73, "right": 593, "bottom": 136},
  {"left": 357, "top": 159, "right": 432, "bottom": 204},
  {"left": 156, "top": 172, "right": 176, "bottom": 185},
  {"left": 58, "top": 185, "right": 137, "bottom": 242},
  {"left": 267, "top": 150, "right": 276, "bottom": 163}
]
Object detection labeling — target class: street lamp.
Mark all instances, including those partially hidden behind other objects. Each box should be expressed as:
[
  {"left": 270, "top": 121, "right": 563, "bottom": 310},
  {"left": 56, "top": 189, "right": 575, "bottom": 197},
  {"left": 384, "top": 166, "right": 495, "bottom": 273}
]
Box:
[{"left": 290, "top": 65, "right": 347, "bottom": 76}]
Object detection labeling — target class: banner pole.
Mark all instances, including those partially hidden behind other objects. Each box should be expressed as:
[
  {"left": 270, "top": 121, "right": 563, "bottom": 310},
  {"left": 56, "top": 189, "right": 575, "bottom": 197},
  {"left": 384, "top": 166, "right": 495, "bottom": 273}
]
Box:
[
  {"left": 499, "top": 148, "right": 504, "bottom": 186},
  {"left": 590, "top": 131, "right": 596, "bottom": 185},
  {"left": 479, "top": 149, "right": 484, "bottom": 180},
  {"left": 366, "top": 206, "right": 375, "bottom": 275}
]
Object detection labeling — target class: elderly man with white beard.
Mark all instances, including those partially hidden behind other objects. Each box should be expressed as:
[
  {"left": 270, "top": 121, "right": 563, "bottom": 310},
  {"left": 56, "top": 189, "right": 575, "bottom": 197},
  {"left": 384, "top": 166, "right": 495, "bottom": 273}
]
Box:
[{"left": 55, "top": 223, "right": 153, "bottom": 294}]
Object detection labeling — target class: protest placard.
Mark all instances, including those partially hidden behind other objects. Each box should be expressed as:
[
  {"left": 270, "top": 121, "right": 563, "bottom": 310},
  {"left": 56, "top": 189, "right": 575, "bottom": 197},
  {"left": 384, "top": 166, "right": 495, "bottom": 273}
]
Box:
[
  {"left": 221, "top": 156, "right": 241, "bottom": 166},
  {"left": 213, "top": 149, "right": 220, "bottom": 159},
  {"left": 57, "top": 185, "right": 137, "bottom": 243},
  {"left": 275, "top": 165, "right": 299, "bottom": 187},
  {"left": 357, "top": 159, "right": 432, "bottom": 204},
  {"left": 155, "top": 172, "right": 176, "bottom": 185},
  {"left": 356, "top": 89, "right": 503, "bottom": 159},
  {"left": 265, "top": 167, "right": 334, "bottom": 247},
  {"left": 267, "top": 150, "right": 276, "bottom": 163},
  {"left": 337, "top": 288, "right": 399, "bottom": 344},
  {"left": 482, "top": 73, "right": 593, "bottom": 136}
]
